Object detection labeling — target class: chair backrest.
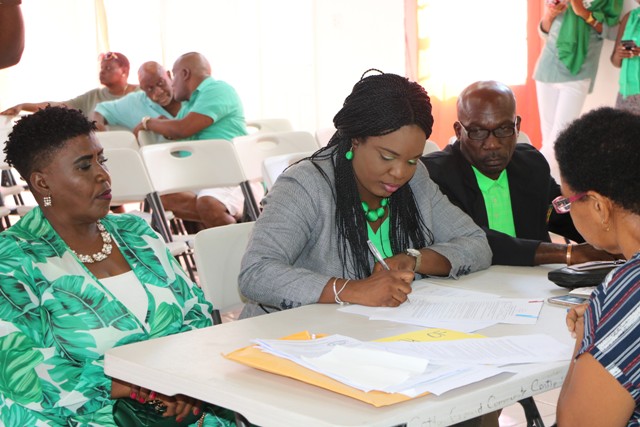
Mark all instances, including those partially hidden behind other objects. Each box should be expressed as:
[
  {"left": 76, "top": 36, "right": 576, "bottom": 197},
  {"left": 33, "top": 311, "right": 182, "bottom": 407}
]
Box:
[
  {"left": 103, "top": 147, "right": 155, "bottom": 204},
  {"left": 448, "top": 132, "right": 531, "bottom": 145},
  {"left": 96, "top": 130, "right": 139, "bottom": 150},
  {"left": 140, "top": 139, "right": 248, "bottom": 194},
  {"left": 103, "top": 147, "right": 172, "bottom": 241},
  {"left": 233, "top": 131, "right": 319, "bottom": 181},
  {"left": 261, "top": 151, "right": 314, "bottom": 190},
  {"left": 245, "top": 118, "right": 293, "bottom": 134},
  {"left": 193, "top": 222, "right": 254, "bottom": 315},
  {"left": 517, "top": 131, "right": 532, "bottom": 145},
  {"left": 137, "top": 130, "right": 160, "bottom": 147},
  {"left": 315, "top": 126, "right": 337, "bottom": 147},
  {"left": 423, "top": 139, "right": 440, "bottom": 155}
]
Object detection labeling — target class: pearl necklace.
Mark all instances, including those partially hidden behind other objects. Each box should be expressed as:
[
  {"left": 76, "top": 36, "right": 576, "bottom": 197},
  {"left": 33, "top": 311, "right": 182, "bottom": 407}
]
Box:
[
  {"left": 72, "top": 220, "right": 113, "bottom": 263},
  {"left": 361, "top": 198, "right": 389, "bottom": 222}
]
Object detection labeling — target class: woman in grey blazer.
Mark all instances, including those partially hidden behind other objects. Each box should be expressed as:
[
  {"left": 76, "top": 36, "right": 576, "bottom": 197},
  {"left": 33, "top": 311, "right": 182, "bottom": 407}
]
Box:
[{"left": 239, "top": 70, "right": 492, "bottom": 320}]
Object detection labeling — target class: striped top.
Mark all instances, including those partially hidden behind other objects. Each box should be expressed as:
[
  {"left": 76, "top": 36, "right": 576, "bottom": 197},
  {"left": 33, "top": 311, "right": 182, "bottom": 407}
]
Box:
[{"left": 579, "top": 252, "right": 640, "bottom": 426}]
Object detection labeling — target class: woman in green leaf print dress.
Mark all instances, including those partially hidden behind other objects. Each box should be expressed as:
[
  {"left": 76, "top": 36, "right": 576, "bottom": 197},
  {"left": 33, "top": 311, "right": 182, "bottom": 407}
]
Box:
[{"left": 0, "top": 106, "right": 236, "bottom": 426}]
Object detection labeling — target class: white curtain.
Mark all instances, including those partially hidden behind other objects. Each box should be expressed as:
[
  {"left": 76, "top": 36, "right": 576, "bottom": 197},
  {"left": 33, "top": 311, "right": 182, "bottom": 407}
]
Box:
[{"left": 0, "top": 0, "right": 406, "bottom": 133}]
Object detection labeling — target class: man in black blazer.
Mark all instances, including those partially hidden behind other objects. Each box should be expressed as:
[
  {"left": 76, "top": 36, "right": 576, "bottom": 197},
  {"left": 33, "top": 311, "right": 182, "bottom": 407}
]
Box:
[{"left": 422, "top": 81, "right": 614, "bottom": 266}]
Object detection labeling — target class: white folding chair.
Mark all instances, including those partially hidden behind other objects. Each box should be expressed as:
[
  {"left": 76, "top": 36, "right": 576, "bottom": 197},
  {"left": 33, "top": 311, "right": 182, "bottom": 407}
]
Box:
[
  {"left": 245, "top": 118, "right": 293, "bottom": 134},
  {"left": 193, "top": 221, "right": 254, "bottom": 324},
  {"left": 95, "top": 130, "right": 139, "bottom": 150},
  {"left": 137, "top": 130, "right": 161, "bottom": 147},
  {"left": 315, "top": 126, "right": 337, "bottom": 147},
  {"left": 104, "top": 148, "right": 194, "bottom": 277},
  {"left": 232, "top": 131, "right": 319, "bottom": 184},
  {"left": 517, "top": 131, "right": 532, "bottom": 145},
  {"left": 140, "top": 139, "right": 260, "bottom": 221},
  {"left": 261, "top": 151, "right": 314, "bottom": 190},
  {"left": 0, "top": 160, "right": 35, "bottom": 218},
  {"left": 423, "top": 139, "right": 440, "bottom": 155}
]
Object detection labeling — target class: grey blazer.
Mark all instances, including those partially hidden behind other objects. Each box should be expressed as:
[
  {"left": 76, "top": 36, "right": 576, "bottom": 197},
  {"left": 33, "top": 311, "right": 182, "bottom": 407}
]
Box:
[{"left": 238, "top": 155, "right": 492, "bottom": 318}]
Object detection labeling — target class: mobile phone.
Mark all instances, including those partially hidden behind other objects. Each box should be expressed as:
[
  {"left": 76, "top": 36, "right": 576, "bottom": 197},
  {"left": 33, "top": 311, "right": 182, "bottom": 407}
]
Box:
[
  {"left": 547, "top": 295, "right": 588, "bottom": 307},
  {"left": 621, "top": 40, "right": 637, "bottom": 50}
]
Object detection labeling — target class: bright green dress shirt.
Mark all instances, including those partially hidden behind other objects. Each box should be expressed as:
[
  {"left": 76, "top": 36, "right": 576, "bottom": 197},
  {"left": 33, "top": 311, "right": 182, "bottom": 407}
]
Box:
[{"left": 472, "top": 166, "right": 516, "bottom": 237}]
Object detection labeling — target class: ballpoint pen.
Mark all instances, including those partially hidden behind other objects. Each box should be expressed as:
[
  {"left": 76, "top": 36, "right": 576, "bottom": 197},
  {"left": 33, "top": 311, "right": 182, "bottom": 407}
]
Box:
[{"left": 366, "top": 239, "right": 390, "bottom": 270}]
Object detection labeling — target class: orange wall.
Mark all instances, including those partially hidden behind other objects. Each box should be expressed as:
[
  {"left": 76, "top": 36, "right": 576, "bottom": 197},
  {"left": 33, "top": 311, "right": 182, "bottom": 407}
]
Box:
[{"left": 427, "top": 1, "right": 544, "bottom": 149}]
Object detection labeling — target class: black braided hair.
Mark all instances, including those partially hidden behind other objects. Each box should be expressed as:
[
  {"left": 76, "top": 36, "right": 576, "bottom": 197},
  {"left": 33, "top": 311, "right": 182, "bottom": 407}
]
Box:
[{"left": 310, "top": 70, "right": 435, "bottom": 279}]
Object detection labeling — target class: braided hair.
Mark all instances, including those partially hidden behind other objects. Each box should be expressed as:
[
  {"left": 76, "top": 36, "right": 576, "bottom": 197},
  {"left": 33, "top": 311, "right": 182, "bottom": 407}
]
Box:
[{"left": 311, "top": 70, "right": 435, "bottom": 279}]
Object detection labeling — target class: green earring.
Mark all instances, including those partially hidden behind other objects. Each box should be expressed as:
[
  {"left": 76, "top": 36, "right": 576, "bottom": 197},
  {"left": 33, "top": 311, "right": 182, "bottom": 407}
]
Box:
[{"left": 345, "top": 148, "right": 353, "bottom": 160}]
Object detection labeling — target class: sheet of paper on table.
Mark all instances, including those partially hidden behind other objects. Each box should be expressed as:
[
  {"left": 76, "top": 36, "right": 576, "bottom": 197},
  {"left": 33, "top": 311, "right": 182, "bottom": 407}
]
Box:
[{"left": 340, "top": 293, "right": 544, "bottom": 332}]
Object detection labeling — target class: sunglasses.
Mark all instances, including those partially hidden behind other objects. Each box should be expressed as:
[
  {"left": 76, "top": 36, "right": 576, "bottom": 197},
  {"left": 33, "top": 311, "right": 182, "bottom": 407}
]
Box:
[{"left": 98, "top": 52, "right": 119, "bottom": 62}]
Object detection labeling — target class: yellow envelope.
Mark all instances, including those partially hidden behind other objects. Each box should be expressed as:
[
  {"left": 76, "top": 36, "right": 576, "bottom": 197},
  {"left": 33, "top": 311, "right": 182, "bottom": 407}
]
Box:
[
  {"left": 224, "top": 328, "right": 485, "bottom": 407},
  {"left": 224, "top": 331, "right": 423, "bottom": 407}
]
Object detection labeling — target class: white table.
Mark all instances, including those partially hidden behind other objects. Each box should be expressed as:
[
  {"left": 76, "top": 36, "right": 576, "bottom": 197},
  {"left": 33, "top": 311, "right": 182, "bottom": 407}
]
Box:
[{"left": 105, "top": 265, "right": 574, "bottom": 427}]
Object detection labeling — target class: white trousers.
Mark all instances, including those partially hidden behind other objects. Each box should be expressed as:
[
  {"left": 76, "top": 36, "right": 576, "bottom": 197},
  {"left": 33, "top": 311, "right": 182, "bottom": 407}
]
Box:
[{"left": 536, "top": 79, "right": 590, "bottom": 182}]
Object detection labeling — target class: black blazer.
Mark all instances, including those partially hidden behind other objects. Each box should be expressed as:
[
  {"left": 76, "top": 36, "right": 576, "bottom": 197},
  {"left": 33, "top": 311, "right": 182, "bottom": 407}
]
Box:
[{"left": 422, "top": 141, "right": 583, "bottom": 266}]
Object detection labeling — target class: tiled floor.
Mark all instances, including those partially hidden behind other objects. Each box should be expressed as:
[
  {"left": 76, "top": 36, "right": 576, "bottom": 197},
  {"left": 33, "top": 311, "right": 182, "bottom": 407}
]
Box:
[{"left": 499, "top": 388, "right": 559, "bottom": 427}]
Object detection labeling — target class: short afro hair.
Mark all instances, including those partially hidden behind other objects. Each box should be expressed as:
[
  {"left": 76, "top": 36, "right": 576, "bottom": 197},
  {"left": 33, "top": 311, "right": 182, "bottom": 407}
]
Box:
[
  {"left": 554, "top": 107, "right": 640, "bottom": 215},
  {"left": 4, "top": 106, "right": 97, "bottom": 181}
]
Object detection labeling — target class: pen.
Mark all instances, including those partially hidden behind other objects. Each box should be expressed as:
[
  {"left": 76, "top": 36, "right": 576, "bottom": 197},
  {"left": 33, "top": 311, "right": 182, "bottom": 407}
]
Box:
[
  {"left": 366, "top": 240, "right": 410, "bottom": 304},
  {"left": 367, "top": 240, "right": 390, "bottom": 270}
]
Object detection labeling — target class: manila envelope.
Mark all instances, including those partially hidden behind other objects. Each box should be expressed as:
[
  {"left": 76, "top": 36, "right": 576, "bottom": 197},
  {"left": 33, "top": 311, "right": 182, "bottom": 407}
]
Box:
[{"left": 224, "top": 328, "right": 483, "bottom": 407}]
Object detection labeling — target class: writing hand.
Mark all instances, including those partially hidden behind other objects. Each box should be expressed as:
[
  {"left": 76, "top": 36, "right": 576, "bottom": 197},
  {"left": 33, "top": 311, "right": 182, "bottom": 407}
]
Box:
[
  {"left": 372, "top": 253, "right": 417, "bottom": 274},
  {"left": 342, "top": 270, "right": 414, "bottom": 307}
]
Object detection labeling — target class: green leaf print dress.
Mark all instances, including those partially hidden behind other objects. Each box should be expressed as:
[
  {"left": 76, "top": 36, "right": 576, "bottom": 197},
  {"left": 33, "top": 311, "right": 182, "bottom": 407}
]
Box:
[{"left": 0, "top": 209, "right": 235, "bottom": 427}]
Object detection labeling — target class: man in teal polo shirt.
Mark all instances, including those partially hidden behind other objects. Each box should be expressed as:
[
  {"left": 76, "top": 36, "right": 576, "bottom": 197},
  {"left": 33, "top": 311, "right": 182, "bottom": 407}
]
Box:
[
  {"left": 422, "top": 81, "right": 616, "bottom": 266},
  {"left": 139, "top": 52, "right": 247, "bottom": 141},
  {"left": 94, "top": 61, "right": 182, "bottom": 132},
  {"left": 138, "top": 52, "right": 258, "bottom": 228}
]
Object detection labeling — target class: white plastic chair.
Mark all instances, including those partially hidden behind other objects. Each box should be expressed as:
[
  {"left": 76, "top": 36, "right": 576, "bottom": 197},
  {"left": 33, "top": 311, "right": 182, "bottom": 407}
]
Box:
[
  {"left": 137, "top": 130, "right": 162, "bottom": 147},
  {"left": 315, "top": 126, "right": 337, "bottom": 147},
  {"left": 0, "top": 160, "right": 35, "bottom": 217},
  {"left": 95, "top": 130, "right": 139, "bottom": 150},
  {"left": 448, "top": 132, "right": 531, "bottom": 145},
  {"left": 193, "top": 221, "right": 254, "bottom": 324},
  {"left": 103, "top": 148, "right": 191, "bottom": 263},
  {"left": 245, "top": 118, "right": 293, "bottom": 134},
  {"left": 517, "top": 131, "right": 532, "bottom": 145},
  {"left": 232, "top": 131, "right": 319, "bottom": 182},
  {"left": 261, "top": 151, "right": 313, "bottom": 190},
  {"left": 140, "top": 139, "right": 260, "bottom": 221},
  {"left": 423, "top": 139, "right": 440, "bottom": 155}
]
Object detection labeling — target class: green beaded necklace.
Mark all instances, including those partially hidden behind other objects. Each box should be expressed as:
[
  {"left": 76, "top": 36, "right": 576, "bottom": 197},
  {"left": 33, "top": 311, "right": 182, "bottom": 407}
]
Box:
[{"left": 361, "top": 198, "right": 389, "bottom": 222}]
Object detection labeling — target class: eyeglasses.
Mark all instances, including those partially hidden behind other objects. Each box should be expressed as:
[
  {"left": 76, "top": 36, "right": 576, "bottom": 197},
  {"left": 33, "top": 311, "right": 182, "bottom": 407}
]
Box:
[
  {"left": 552, "top": 193, "right": 587, "bottom": 214},
  {"left": 458, "top": 118, "right": 519, "bottom": 141},
  {"left": 98, "top": 52, "right": 119, "bottom": 62}
]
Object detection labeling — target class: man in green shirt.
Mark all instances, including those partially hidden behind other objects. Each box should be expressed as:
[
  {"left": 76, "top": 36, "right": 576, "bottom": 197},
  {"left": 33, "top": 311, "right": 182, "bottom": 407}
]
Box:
[{"left": 422, "top": 81, "right": 616, "bottom": 266}]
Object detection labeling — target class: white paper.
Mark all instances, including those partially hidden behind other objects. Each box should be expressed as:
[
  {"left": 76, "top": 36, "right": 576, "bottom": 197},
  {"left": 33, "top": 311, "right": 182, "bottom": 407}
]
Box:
[
  {"left": 412, "top": 282, "right": 500, "bottom": 299},
  {"left": 374, "top": 334, "right": 572, "bottom": 365},
  {"left": 340, "top": 297, "right": 544, "bottom": 327},
  {"left": 252, "top": 333, "right": 567, "bottom": 396}
]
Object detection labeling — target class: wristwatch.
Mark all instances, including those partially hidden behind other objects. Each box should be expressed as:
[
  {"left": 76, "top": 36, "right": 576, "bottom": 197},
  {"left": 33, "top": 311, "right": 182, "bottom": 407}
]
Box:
[{"left": 405, "top": 248, "right": 421, "bottom": 273}]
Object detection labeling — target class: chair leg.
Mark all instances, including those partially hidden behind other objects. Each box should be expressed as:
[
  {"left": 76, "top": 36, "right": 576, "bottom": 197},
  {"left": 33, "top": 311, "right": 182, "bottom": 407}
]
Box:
[{"left": 518, "top": 397, "right": 546, "bottom": 427}]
